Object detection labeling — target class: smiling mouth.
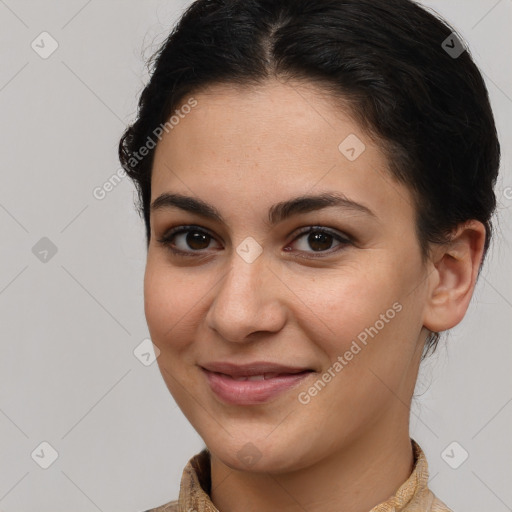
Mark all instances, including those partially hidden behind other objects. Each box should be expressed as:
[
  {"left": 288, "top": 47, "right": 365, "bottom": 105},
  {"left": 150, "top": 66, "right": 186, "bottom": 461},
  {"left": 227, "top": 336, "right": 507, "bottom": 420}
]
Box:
[{"left": 201, "top": 368, "right": 315, "bottom": 405}]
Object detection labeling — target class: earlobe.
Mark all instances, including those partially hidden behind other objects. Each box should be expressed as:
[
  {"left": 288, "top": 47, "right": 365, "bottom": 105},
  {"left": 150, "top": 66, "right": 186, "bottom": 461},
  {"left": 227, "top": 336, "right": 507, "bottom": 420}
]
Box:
[{"left": 423, "top": 220, "right": 486, "bottom": 333}]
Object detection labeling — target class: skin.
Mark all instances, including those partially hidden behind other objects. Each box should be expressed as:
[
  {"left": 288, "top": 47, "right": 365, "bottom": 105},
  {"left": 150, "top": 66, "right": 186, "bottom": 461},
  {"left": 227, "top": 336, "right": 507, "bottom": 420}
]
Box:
[{"left": 144, "top": 79, "right": 486, "bottom": 512}]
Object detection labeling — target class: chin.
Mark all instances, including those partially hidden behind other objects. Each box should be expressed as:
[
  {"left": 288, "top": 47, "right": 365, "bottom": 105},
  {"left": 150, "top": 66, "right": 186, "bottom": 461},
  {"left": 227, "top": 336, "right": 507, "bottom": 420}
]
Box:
[{"left": 206, "top": 433, "right": 317, "bottom": 475}]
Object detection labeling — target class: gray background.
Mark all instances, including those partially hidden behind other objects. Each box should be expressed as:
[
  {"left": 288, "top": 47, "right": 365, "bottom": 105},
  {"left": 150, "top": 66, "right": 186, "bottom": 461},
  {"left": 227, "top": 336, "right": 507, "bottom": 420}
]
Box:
[{"left": 0, "top": 0, "right": 510, "bottom": 511}]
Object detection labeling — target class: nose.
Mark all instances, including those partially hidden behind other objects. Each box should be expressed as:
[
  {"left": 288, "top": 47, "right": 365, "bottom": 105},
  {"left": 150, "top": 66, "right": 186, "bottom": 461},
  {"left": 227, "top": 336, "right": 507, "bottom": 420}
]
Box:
[{"left": 205, "top": 250, "right": 287, "bottom": 343}]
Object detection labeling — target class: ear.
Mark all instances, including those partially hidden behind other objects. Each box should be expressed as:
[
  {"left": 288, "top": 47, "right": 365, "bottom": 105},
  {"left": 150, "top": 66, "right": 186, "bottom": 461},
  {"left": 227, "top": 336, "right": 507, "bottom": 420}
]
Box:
[{"left": 423, "top": 220, "right": 487, "bottom": 333}]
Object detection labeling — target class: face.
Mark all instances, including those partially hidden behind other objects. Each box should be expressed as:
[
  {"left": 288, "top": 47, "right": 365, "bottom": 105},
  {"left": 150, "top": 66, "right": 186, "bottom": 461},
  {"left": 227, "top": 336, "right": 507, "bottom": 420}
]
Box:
[{"left": 145, "top": 79, "right": 432, "bottom": 473}]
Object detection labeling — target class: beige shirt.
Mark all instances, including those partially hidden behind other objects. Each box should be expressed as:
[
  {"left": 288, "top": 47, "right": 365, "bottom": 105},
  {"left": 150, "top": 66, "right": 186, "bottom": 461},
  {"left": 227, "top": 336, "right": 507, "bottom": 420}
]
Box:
[{"left": 144, "top": 439, "right": 452, "bottom": 512}]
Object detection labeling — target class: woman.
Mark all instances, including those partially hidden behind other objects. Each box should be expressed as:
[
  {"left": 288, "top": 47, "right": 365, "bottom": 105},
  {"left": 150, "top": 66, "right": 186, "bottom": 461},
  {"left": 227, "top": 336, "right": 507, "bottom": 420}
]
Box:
[{"left": 119, "top": 0, "right": 500, "bottom": 510}]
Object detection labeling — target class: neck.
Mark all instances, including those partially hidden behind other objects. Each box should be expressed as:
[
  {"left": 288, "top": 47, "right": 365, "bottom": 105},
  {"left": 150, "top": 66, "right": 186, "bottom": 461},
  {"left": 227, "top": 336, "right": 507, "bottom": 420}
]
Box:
[{"left": 210, "top": 417, "right": 414, "bottom": 512}]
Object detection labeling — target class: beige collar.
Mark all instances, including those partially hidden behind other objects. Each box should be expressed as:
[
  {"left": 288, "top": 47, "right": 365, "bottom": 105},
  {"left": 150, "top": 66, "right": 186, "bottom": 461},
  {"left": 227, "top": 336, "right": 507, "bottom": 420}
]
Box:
[{"left": 149, "top": 439, "right": 452, "bottom": 512}]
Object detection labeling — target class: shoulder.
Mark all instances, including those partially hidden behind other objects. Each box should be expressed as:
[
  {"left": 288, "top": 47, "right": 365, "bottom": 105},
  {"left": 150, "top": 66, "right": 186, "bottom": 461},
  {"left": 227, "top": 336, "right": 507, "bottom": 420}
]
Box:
[{"left": 141, "top": 499, "right": 179, "bottom": 512}]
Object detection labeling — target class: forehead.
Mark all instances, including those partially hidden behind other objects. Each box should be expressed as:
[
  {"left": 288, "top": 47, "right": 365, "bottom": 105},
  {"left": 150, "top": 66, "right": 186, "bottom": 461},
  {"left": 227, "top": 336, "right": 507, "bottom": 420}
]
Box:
[
  {"left": 155, "top": 80, "right": 359, "bottom": 169},
  {"left": 150, "top": 79, "right": 415, "bottom": 224}
]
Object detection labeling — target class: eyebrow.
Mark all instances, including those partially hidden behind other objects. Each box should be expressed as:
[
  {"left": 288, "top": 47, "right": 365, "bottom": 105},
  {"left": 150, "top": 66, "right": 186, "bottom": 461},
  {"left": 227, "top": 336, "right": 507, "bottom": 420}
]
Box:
[{"left": 150, "top": 191, "right": 376, "bottom": 226}]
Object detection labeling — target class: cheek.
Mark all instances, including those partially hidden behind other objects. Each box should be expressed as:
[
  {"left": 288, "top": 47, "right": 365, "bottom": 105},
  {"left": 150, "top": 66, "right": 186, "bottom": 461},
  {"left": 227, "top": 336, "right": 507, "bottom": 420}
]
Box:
[
  {"left": 299, "top": 254, "right": 424, "bottom": 369},
  {"left": 143, "top": 258, "right": 201, "bottom": 352},
  {"left": 292, "top": 263, "right": 401, "bottom": 338},
  {"left": 143, "top": 261, "right": 208, "bottom": 403}
]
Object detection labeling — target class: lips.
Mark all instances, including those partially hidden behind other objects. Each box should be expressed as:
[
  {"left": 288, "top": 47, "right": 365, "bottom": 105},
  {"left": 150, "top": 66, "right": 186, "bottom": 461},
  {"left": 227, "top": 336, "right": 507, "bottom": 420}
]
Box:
[{"left": 200, "top": 361, "right": 315, "bottom": 405}]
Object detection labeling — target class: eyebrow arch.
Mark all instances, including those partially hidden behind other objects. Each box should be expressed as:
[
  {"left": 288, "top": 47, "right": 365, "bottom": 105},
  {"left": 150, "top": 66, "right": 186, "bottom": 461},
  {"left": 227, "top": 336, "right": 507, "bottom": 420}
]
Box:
[{"left": 150, "top": 191, "right": 376, "bottom": 226}]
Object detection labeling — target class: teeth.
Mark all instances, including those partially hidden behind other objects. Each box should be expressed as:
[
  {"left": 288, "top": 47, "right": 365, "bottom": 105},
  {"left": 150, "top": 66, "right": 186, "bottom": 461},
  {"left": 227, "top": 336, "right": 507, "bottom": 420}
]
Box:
[
  {"left": 247, "top": 375, "right": 265, "bottom": 381},
  {"left": 230, "top": 373, "right": 281, "bottom": 381}
]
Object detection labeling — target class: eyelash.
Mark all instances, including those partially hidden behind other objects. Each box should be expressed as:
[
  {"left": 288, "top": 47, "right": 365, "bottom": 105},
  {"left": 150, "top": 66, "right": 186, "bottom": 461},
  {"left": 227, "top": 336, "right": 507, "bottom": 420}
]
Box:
[{"left": 156, "top": 225, "right": 353, "bottom": 259}]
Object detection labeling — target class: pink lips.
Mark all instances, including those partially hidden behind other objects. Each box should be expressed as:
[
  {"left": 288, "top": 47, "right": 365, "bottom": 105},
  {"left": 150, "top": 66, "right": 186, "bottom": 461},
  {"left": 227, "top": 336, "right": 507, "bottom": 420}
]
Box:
[{"left": 200, "top": 361, "right": 314, "bottom": 405}]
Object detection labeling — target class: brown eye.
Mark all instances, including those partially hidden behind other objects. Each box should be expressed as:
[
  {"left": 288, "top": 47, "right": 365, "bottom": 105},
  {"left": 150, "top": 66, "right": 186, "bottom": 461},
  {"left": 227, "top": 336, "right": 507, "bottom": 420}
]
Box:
[
  {"left": 306, "top": 231, "right": 335, "bottom": 252},
  {"left": 288, "top": 227, "right": 352, "bottom": 256},
  {"left": 182, "top": 230, "right": 211, "bottom": 250},
  {"left": 157, "top": 226, "right": 220, "bottom": 255}
]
